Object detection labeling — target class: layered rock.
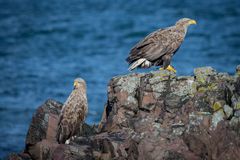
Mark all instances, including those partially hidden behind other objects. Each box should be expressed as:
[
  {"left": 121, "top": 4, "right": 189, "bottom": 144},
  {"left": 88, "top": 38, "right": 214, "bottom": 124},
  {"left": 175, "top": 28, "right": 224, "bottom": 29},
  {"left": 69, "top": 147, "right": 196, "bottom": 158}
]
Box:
[
  {"left": 9, "top": 66, "right": 240, "bottom": 160},
  {"left": 98, "top": 66, "right": 240, "bottom": 160}
]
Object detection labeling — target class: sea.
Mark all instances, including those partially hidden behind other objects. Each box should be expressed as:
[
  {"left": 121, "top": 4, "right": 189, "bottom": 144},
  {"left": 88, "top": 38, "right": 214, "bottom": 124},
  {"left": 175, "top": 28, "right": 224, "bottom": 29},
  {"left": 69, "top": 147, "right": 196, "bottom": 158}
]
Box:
[{"left": 0, "top": 0, "right": 240, "bottom": 158}]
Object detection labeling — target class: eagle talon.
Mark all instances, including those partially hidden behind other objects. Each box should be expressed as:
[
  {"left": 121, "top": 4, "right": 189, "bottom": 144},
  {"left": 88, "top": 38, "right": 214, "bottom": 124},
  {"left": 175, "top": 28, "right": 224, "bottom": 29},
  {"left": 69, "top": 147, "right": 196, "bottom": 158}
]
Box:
[
  {"left": 159, "top": 65, "right": 176, "bottom": 73},
  {"left": 166, "top": 65, "right": 177, "bottom": 73}
]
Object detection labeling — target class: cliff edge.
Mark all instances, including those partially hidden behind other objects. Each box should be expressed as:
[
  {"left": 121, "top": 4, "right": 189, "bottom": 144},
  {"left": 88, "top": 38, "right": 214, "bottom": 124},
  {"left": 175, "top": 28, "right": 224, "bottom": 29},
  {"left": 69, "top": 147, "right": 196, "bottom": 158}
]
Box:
[{"left": 9, "top": 66, "right": 240, "bottom": 160}]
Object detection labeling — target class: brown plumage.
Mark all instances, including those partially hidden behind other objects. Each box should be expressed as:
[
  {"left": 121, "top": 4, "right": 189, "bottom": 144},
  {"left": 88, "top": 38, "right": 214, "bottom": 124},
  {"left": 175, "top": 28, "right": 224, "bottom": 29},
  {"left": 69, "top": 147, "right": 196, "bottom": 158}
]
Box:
[
  {"left": 126, "top": 18, "right": 196, "bottom": 71},
  {"left": 56, "top": 78, "right": 88, "bottom": 144}
]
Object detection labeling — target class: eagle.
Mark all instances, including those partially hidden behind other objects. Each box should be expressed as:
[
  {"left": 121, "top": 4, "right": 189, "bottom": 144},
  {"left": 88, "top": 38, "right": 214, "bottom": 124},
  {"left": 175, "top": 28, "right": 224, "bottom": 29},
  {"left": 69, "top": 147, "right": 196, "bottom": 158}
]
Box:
[
  {"left": 126, "top": 18, "right": 196, "bottom": 72},
  {"left": 56, "top": 78, "right": 88, "bottom": 144}
]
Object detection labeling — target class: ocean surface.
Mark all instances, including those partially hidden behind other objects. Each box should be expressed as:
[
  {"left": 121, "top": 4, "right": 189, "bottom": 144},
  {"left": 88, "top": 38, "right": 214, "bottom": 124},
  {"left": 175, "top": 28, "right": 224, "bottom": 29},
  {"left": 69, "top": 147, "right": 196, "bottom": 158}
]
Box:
[{"left": 0, "top": 0, "right": 240, "bottom": 157}]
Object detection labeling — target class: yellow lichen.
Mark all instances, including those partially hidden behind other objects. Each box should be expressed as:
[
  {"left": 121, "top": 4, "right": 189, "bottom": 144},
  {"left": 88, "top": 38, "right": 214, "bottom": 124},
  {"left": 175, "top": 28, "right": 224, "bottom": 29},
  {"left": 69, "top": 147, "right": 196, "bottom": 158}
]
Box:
[
  {"left": 212, "top": 101, "right": 223, "bottom": 112},
  {"left": 190, "top": 82, "right": 197, "bottom": 96},
  {"left": 196, "top": 76, "right": 206, "bottom": 84},
  {"left": 234, "top": 102, "right": 240, "bottom": 110},
  {"left": 197, "top": 87, "right": 207, "bottom": 93},
  {"left": 207, "top": 83, "right": 218, "bottom": 91}
]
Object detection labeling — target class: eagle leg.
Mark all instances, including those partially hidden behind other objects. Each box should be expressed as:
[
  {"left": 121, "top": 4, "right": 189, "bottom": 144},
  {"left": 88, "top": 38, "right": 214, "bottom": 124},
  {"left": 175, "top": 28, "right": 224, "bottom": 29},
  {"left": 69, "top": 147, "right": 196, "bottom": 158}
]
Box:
[{"left": 159, "top": 65, "right": 176, "bottom": 73}]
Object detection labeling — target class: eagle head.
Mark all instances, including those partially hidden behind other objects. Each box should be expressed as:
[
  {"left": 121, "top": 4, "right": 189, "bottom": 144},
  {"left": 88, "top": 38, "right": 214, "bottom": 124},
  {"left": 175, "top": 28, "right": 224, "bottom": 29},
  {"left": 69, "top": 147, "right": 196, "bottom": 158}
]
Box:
[
  {"left": 73, "top": 78, "right": 86, "bottom": 89},
  {"left": 176, "top": 18, "right": 197, "bottom": 28}
]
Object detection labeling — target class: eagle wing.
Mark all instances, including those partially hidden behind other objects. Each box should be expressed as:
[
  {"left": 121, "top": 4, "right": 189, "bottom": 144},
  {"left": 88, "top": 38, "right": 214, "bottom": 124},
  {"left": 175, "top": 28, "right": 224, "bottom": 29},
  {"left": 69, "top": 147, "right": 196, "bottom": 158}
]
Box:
[
  {"left": 126, "top": 27, "right": 183, "bottom": 66},
  {"left": 56, "top": 89, "right": 88, "bottom": 144}
]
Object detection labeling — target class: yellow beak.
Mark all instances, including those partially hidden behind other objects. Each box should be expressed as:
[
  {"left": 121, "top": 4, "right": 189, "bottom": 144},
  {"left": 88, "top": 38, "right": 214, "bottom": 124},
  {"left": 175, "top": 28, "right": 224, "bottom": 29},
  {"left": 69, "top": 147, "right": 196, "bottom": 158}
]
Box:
[
  {"left": 73, "top": 81, "right": 78, "bottom": 88},
  {"left": 188, "top": 19, "right": 197, "bottom": 25}
]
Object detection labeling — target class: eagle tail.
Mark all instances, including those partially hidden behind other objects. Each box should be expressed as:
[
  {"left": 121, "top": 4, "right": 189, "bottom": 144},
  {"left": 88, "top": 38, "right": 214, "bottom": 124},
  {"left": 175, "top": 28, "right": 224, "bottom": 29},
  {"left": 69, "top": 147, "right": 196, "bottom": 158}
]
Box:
[{"left": 128, "top": 58, "right": 147, "bottom": 71}]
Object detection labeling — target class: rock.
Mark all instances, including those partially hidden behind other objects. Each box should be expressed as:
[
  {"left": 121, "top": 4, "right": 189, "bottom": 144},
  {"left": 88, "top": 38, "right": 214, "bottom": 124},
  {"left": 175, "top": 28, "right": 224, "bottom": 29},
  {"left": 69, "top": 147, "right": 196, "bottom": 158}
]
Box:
[
  {"left": 8, "top": 153, "right": 26, "bottom": 160},
  {"left": 10, "top": 66, "right": 240, "bottom": 160},
  {"left": 194, "top": 66, "right": 217, "bottom": 85},
  {"left": 184, "top": 122, "right": 240, "bottom": 160},
  {"left": 223, "top": 105, "right": 233, "bottom": 118},
  {"left": 211, "top": 109, "right": 225, "bottom": 128},
  {"left": 25, "top": 99, "right": 62, "bottom": 146},
  {"left": 233, "top": 101, "right": 240, "bottom": 110},
  {"left": 236, "top": 65, "right": 240, "bottom": 76},
  {"left": 234, "top": 110, "right": 240, "bottom": 117},
  {"left": 8, "top": 153, "right": 31, "bottom": 160},
  {"left": 188, "top": 112, "right": 211, "bottom": 132},
  {"left": 24, "top": 99, "right": 62, "bottom": 159},
  {"left": 235, "top": 77, "right": 240, "bottom": 95},
  {"left": 230, "top": 117, "right": 240, "bottom": 126}
]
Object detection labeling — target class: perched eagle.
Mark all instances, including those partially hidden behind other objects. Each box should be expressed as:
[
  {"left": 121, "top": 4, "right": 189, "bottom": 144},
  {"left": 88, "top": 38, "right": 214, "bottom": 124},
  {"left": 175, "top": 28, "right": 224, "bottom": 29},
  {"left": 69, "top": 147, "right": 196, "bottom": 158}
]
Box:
[
  {"left": 56, "top": 78, "right": 88, "bottom": 144},
  {"left": 126, "top": 18, "right": 196, "bottom": 72}
]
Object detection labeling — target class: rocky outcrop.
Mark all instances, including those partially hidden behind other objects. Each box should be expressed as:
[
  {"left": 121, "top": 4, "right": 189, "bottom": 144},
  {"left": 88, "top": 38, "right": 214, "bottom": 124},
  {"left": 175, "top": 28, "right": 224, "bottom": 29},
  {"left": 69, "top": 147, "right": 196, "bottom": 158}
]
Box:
[{"left": 9, "top": 66, "right": 240, "bottom": 160}]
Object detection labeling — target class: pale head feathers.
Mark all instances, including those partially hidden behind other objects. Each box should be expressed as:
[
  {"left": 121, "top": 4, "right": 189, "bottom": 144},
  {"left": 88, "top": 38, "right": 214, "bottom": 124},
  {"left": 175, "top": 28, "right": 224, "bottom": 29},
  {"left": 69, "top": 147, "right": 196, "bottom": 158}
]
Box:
[
  {"left": 176, "top": 18, "right": 197, "bottom": 28},
  {"left": 73, "top": 78, "right": 86, "bottom": 89}
]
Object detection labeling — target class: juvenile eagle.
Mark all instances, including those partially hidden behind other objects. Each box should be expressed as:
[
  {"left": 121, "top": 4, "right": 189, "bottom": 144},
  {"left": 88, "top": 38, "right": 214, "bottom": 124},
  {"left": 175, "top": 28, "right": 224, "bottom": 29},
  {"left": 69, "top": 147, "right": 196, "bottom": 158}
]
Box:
[
  {"left": 126, "top": 18, "right": 196, "bottom": 72},
  {"left": 56, "top": 78, "right": 88, "bottom": 144}
]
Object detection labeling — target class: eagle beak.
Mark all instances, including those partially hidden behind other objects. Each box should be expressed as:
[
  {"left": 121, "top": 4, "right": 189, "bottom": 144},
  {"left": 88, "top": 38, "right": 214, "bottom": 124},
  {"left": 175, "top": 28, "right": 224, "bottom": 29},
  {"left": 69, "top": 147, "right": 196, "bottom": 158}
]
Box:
[
  {"left": 188, "top": 20, "right": 197, "bottom": 25},
  {"left": 73, "top": 81, "right": 78, "bottom": 89}
]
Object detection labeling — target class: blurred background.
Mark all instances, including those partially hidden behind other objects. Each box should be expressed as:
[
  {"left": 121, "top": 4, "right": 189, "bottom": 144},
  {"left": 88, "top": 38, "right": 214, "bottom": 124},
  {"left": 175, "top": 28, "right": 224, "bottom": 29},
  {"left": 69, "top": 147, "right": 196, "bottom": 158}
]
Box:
[{"left": 0, "top": 0, "right": 240, "bottom": 157}]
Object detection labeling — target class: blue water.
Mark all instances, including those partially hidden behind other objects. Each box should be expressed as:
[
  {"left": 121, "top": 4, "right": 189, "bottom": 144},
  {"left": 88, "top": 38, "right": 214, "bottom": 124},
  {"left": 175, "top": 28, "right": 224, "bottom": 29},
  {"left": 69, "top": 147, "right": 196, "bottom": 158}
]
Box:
[{"left": 0, "top": 0, "right": 240, "bottom": 157}]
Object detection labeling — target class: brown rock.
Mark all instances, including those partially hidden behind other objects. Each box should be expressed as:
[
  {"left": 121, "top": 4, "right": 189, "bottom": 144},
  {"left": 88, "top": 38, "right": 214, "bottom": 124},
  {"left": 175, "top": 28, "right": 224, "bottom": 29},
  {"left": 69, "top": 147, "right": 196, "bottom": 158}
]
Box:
[
  {"left": 24, "top": 99, "right": 62, "bottom": 159},
  {"left": 25, "top": 99, "right": 62, "bottom": 146}
]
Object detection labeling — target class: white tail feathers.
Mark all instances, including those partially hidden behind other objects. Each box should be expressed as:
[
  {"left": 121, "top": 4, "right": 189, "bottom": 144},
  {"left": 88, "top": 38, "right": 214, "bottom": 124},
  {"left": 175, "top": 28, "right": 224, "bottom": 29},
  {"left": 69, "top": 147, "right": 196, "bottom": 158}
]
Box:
[
  {"left": 128, "top": 58, "right": 147, "bottom": 71},
  {"left": 128, "top": 58, "right": 152, "bottom": 71}
]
